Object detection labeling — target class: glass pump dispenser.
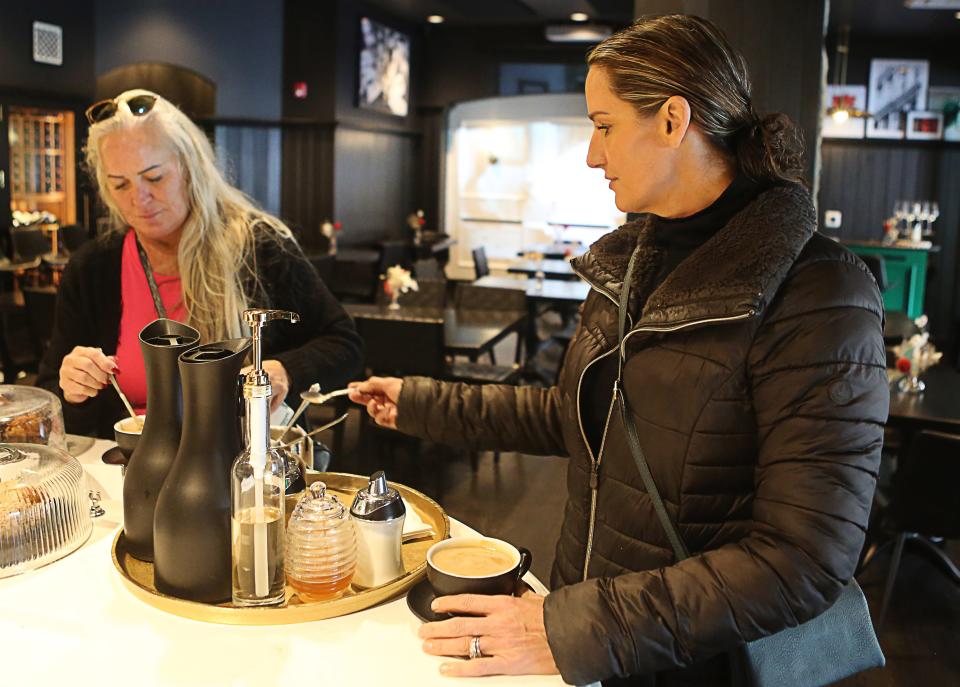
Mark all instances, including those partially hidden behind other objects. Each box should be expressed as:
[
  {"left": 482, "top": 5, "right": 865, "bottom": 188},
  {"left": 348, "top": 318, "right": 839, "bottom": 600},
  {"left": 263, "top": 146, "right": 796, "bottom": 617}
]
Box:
[{"left": 231, "top": 308, "right": 299, "bottom": 607}]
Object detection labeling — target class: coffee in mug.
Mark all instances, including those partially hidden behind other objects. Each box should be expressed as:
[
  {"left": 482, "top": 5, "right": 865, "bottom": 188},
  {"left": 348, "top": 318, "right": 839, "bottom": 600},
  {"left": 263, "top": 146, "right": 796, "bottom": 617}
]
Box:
[{"left": 427, "top": 537, "right": 531, "bottom": 597}]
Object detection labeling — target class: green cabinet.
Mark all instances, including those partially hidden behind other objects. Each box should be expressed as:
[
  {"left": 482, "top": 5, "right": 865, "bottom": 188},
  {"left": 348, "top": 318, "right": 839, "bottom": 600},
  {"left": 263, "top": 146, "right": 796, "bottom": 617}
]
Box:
[{"left": 846, "top": 243, "right": 930, "bottom": 319}]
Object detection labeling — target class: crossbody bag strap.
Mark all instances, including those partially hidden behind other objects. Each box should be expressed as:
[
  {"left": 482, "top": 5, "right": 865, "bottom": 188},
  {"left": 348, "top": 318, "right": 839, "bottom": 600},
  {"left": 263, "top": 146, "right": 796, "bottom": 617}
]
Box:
[
  {"left": 135, "top": 236, "right": 168, "bottom": 319},
  {"left": 616, "top": 245, "right": 690, "bottom": 563}
]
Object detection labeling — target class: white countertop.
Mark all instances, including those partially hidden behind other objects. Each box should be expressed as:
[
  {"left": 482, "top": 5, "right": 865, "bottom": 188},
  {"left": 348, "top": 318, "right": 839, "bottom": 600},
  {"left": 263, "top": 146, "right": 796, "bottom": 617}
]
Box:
[{"left": 0, "top": 439, "right": 569, "bottom": 687}]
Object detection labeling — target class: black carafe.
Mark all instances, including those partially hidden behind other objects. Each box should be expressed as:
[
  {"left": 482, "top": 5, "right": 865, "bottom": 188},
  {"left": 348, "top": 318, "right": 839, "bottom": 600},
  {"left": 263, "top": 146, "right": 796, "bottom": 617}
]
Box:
[
  {"left": 122, "top": 319, "right": 199, "bottom": 561},
  {"left": 153, "top": 339, "right": 251, "bottom": 603}
]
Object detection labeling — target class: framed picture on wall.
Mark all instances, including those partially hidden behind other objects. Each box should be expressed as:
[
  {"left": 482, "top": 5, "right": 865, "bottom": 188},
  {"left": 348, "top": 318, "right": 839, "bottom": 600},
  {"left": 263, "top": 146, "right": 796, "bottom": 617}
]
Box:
[
  {"left": 866, "top": 59, "right": 929, "bottom": 139},
  {"left": 358, "top": 17, "right": 410, "bottom": 117},
  {"left": 928, "top": 86, "right": 960, "bottom": 141},
  {"left": 822, "top": 85, "right": 867, "bottom": 139},
  {"left": 906, "top": 111, "right": 943, "bottom": 140}
]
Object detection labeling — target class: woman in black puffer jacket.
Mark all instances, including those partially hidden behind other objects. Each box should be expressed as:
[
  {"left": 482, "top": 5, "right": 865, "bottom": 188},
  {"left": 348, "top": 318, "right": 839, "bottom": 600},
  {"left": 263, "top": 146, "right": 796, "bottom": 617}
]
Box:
[{"left": 349, "top": 15, "right": 889, "bottom": 686}]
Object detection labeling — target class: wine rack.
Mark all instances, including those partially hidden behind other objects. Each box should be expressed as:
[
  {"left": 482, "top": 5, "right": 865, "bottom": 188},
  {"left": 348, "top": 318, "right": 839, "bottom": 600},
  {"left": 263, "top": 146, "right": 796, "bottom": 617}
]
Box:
[{"left": 8, "top": 107, "right": 76, "bottom": 224}]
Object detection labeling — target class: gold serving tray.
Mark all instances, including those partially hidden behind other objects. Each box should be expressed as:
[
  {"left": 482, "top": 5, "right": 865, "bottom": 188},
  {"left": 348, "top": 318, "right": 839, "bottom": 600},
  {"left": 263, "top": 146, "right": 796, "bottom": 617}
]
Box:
[{"left": 111, "top": 472, "right": 449, "bottom": 625}]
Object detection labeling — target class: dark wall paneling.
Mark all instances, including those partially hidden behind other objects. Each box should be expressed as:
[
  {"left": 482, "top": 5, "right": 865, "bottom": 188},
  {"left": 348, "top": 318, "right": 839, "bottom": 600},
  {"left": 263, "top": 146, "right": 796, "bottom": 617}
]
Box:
[
  {"left": 215, "top": 125, "right": 282, "bottom": 217},
  {"left": 818, "top": 140, "right": 959, "bottom": 353},
  {"left": 333, "top": 127, "right": 417, "bottom": 246},
  {"left": 0, "top": 1, "right": 95, "bottom": 98},
  {"left": 819, "top": 141, "right": 941, "bottom": 242},
  {"left": 281, "top": 124, "right": 335, "bottom": 251}
]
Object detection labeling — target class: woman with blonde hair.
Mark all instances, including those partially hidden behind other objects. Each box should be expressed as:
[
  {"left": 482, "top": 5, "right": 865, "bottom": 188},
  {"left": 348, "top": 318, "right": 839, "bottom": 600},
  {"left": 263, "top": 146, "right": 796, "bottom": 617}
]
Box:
[
  {"left": 38, "top": 89, "right": 362, "bottom": 438},
  {"left": 350, "top": 15, "right": 887, "bottom": 686}
]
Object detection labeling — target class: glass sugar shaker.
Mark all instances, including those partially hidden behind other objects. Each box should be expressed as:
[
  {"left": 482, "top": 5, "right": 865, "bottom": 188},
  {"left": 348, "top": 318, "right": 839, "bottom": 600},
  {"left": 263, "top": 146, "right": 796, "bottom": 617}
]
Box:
[
  {"left": 285, "top": 482, "right": 358, "bottom": 601},
  {"left": 350, "top": 471, "right": 406, "bottom": 588}
]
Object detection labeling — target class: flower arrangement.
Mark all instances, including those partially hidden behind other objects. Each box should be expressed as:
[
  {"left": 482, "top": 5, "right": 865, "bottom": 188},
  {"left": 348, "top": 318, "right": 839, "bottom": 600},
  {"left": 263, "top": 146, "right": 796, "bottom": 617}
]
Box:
[
  {"left": 407, "top": 209, "right": 426, "bottom": 244},
  {"left": 321, "top": 219, "right": 343, "bottom": 255},
  {"left": 382, "top": 265, "right": 418, "bottom": 310},
  {"left": 892, "top": 315, "right": 942, "bottom": 393}
]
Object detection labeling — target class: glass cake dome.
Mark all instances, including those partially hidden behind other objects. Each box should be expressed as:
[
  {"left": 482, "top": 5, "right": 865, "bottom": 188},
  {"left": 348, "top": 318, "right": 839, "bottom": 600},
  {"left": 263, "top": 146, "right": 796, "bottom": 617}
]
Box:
[{"left": 0, "top": 443, "right": 93, "bottom": 578}]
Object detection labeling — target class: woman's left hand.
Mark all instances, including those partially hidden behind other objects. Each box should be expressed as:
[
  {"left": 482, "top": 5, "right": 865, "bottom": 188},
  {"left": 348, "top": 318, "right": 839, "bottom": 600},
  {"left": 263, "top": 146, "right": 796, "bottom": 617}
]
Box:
[
  {"left": 260, "top": 360, "right": 289, "bottom": 412},
  {"left": 419, "top": 591, "right": 560, "bottom": 677}
]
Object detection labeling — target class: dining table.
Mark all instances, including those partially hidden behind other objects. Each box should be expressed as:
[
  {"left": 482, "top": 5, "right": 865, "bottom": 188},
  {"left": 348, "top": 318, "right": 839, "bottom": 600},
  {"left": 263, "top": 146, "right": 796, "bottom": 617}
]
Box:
[
  {"left": 506, "top": 259, "right": 579, "bottom": 281},
  {"left": 0, "top": 437, "right": 574, "bottom": 687},
  {"left": 345, "top": 303, "right": 526, "bottom": 362},
  {"left": 887, "top": 364, "right": 960, "bottom": 436},
  {"left": 473, "top": 276, "right": 589, "bottom": 367},
  {"left": 518, "top": 243, "right": 587, "bottom": 260}
]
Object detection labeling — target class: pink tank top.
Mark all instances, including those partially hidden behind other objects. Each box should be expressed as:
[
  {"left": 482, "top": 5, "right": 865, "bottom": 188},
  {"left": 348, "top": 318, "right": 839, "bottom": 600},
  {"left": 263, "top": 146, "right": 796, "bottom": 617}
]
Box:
[{"left": 114, "top": 230, "right": 188, "bottom": 412}]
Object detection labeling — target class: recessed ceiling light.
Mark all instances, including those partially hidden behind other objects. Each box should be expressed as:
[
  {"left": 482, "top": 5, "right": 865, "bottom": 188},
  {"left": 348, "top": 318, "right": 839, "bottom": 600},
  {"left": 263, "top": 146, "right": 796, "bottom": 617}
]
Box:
[
  {"left": 570, "top": 12, "right": 589, "bottom": 22},
  {"left": 427, "top": 15, "right": 444, "bottom": 24}
]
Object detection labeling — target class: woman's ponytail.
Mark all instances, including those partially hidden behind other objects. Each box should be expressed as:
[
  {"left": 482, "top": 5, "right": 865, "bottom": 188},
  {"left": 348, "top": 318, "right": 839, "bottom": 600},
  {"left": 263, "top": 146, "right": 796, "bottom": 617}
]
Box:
[{"left": 734, "top": 112, "right": 806, "bottom": 186}]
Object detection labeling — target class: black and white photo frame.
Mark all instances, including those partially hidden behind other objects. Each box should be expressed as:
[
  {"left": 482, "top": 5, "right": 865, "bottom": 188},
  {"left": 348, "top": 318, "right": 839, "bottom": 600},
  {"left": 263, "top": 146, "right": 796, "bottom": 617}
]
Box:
[
  {"left": 358, "top": 17, "right": 410, "bottom": 117},
  {"left": 867, "top": 59, "right": 929, "bottom": 139}
]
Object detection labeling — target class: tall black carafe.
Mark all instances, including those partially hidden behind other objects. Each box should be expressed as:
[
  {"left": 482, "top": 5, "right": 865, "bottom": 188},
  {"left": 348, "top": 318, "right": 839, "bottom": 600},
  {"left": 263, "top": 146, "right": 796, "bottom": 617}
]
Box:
[
  {"left": 153, "top": 339, "right": 251, "bottom": 603},
  {"left": 122, "top": 319, "right": 200, "bottom": 561}
]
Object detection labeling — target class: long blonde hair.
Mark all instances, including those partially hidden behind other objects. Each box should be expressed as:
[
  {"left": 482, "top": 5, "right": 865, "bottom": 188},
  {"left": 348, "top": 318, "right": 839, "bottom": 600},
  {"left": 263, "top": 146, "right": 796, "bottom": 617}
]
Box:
[{"left": 84, "top": 89, "right": 293, "bottom": 342}]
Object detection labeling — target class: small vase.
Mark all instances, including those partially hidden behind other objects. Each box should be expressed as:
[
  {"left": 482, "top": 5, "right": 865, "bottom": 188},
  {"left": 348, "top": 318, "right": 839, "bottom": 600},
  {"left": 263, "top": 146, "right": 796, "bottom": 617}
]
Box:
[
  {"left": 388, "top": 289, "right": 401, "bottom": 310},
  {"left": 897, "top": 374, "right": 925, "bottom": 394}
]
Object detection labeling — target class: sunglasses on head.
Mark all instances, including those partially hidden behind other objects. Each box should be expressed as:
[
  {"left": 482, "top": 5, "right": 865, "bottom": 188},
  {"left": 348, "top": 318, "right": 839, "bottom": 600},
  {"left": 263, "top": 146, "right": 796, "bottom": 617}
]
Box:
[{"left": 85, "top": 94, "right": 158, "bottom": 125}]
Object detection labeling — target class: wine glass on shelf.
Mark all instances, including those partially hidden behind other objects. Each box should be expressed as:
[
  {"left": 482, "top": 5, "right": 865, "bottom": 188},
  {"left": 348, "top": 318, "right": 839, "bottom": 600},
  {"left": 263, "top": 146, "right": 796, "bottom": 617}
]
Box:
[
  {"left": 893, "top": 200, "right": 908, "bottom": 239},
  {"left": 924, "top": 202, "right": 940, "bottom": 237}
]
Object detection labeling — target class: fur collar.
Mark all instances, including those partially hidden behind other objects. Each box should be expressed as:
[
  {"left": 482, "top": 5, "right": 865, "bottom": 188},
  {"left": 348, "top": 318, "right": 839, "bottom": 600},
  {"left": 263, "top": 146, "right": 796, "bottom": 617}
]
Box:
[{"left": 570, "top": 183, "right": 816, "bottom": 326}]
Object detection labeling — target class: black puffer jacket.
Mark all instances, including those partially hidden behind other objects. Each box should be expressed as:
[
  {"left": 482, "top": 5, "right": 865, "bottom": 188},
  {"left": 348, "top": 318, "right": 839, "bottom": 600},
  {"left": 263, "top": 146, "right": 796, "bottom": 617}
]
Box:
[{"left": 398, "top": 183, "right": 889, "bottom": 685}]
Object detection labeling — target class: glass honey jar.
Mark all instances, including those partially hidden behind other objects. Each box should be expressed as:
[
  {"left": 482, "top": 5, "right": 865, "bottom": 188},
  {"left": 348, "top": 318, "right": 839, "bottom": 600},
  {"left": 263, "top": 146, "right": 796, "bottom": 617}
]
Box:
[{"left": 285, "top": 482, "right": 357, "bottom": 601}]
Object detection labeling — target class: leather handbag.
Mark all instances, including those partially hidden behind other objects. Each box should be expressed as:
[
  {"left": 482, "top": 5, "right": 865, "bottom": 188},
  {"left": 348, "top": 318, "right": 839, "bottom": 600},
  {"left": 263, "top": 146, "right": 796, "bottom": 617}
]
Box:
[{"left": 613, "top": 248, "right": 885, "bottom": 687}]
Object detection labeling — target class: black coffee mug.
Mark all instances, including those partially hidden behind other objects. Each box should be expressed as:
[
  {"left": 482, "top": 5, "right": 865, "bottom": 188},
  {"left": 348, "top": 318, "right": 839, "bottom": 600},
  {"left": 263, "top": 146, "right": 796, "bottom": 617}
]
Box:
[
  {"left": 113, "top": 415, "right": 145, "bottom": 461},
  {"left": 427, "top": 537, "right": 532, "bottom": 597}
]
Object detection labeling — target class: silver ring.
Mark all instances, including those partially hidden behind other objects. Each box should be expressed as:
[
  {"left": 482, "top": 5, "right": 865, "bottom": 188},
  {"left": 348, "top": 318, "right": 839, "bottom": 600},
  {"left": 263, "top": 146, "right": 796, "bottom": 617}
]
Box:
[{"left": 469, "top": 635, "right": 483, "bottom": 659}]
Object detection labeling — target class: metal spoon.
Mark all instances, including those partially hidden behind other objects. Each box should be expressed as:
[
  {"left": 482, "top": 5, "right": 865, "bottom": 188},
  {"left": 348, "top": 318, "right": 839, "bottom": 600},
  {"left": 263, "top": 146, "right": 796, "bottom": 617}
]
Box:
[
  {"left": 277, "top": 382, "right": 320, "bottom": 442},
  {"left": 275, "top": 413, "right": 349, "bottom": 450},
  {"left": 109, "top": 374, "right": 138, "bottom": 421},
  {"left": 299, "top": 387, "right": 353, "bottom": 405}
]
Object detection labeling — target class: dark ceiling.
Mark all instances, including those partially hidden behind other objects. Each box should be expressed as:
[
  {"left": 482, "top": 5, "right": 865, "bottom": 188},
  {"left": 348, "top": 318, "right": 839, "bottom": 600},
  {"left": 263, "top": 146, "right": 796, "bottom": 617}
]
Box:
[
  {"left": 829, "top": 0, "right": 960, "bottom": 36},
  {"left": 363, "top": 0, "right": 634, "bottom": 26},
  {"left": 367, "top": 0, "right": 960, "bottom": 37}
]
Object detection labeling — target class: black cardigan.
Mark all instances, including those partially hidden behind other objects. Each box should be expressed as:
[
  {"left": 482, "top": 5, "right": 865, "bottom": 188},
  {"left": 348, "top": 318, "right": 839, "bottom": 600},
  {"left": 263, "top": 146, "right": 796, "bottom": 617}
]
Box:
[{"left": 36, "top": 231, "right": 364, "bottom": 438}]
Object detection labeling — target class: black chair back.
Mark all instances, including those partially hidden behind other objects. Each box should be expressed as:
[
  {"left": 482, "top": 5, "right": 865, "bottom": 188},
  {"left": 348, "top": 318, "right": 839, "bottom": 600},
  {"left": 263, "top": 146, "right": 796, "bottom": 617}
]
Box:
[
  {"left": 60, "top": 224, "right": 90, "bottom": 253},
  {"left": 21, "top": 286, "right": 58, "bottom": 357},
  {"left": 11, "top": 227, "right": 48, "bottom": 262},
  {"left": 309, "top": 254, "right": 335, "bottom": 286},
  {"left": 455, "top": 283, "right": 526, "bottom": 313},
  {"left": 893, "top": 430, "right": 960, "bottom": 537},
  {"left": 859, "top": 254, "right": 888, "bottom": 293},
  {"left": 471, "top": 247, "right": 490, "bottom": 279},
  {"left": 413, "top": 258, "right": 444, "bottom": 279},
  {"left": 356, "top": 317, "right": 446, "bottom": 378},
  {"left": 379, "top": 240, "right": 413, "bottom": 274}
]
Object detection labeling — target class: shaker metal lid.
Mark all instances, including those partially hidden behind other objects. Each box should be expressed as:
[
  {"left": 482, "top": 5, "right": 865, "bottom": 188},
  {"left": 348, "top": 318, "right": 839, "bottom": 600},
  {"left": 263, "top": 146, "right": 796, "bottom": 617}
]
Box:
[{"left": 350, "top": 470, "right": 406, "bottom": 521}]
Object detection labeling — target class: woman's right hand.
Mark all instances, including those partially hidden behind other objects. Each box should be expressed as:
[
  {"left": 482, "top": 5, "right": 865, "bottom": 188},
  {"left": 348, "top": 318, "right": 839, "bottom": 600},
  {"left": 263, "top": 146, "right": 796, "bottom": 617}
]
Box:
[
  {"left": 59, "top": 347, "right": 118, "bottom": 404},
  {"left": 348, "top": 376, "right": 403, "bottom": 429}
]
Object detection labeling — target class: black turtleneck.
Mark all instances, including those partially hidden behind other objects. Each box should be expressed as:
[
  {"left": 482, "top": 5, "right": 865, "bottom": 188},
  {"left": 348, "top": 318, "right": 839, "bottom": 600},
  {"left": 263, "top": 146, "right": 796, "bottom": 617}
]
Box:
[{"left": 581, "top": 174, "right": 762, "bottom": 456}]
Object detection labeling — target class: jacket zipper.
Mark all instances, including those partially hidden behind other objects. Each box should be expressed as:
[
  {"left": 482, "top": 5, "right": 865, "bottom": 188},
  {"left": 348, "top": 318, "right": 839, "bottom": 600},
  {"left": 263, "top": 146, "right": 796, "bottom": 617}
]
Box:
[{"left": 573, "top": 296, "right": 756, "bottom": 580}]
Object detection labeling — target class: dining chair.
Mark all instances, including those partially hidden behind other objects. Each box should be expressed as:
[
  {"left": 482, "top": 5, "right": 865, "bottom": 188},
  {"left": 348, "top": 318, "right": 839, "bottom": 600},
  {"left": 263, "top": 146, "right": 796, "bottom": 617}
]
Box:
[
  {"left": 454, "top": 283, "right": 526, "bottom": 365},
  {"left": 355, "top": 314, "right": 521, "bottom": 471},
  {"left": 471, "top": 247, "right": 490, "bottom": 280},
  {"left": 413, "top": 258, "right": 444, "bottom": 280},
  {"left": 875, "top": 429, "right": 960, "bottom": 631},
  {"left": 20, "top": 286, "right": 58, "bottom": 361},
  {"left": 60, "top": 224, "right": 90, "bottom": 254},
  {"left": 859, "top": 254, "right": 889, "bottom": 293}
]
